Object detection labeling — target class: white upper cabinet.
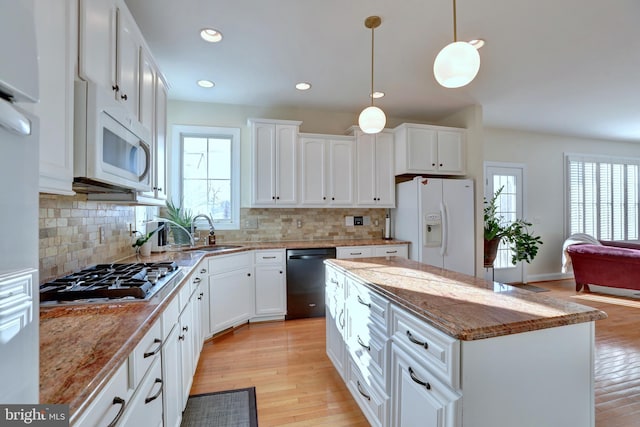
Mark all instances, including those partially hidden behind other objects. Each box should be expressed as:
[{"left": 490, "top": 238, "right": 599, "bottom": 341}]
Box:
[
  {"left": 250, "top": 119, "right": 301, "bottom": 207},
  {"left": 354, "top": 129, "right": 395, "bottom": 207},
  {"left": 153, "top": 77, "right": 168, "bottom": 201},
  {"left": 33, "top": 0, "right": 76, "bottom": 195},
  {"left": 394, "top": 123, "right": 466, "bottom": 175},
  {"left": 78, "top": 0, "right": 145, "bottom": 120},
  {"left": 300, "top": 134, "right": 355, "bottom": 207}
]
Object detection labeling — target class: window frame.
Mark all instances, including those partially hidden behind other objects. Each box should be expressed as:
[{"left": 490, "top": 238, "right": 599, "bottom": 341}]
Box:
[
  {"left": 565, "top": 152, "right": 640, "bottom": 241},
  {"left": 170, "top": 125, "right": 241, "bottom": 230}
]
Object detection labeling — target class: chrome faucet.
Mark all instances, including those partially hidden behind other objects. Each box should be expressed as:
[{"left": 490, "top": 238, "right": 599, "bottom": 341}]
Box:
[{"left": 192, "top": 214, "right": 216, "bottom": 245}]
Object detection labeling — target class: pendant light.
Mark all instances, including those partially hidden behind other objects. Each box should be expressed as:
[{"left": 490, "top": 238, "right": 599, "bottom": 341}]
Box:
[
  {"left": 358, "top": 16, "right": 386, "bottom": 134},
  {"left": 433, "top": 0, "right": 480, "bottom": 88}
]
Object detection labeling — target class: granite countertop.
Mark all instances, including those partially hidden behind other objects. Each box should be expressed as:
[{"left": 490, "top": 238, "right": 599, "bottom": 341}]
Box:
[
  {"left": 326, "top": 257, "right": 607, "bottom": 341},
  {"left": 38, "top": 238, "right": 407, "bottom": 419}
]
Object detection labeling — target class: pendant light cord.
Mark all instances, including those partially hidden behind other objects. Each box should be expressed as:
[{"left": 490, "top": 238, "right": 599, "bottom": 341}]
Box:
[
  {"left": 452, "top": 0, "right": 458, "bottom": 41},
  {"left": 370, "top": 24, "right": 375, "bottom": 107}
]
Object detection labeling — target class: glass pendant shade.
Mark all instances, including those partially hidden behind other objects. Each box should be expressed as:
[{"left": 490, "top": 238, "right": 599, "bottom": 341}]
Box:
[
  {"left": 358, "top": 106, "right": 386, "bottom": 134},
  {"left": 433, "top": 41, "right": 480, "bottom": 88}
]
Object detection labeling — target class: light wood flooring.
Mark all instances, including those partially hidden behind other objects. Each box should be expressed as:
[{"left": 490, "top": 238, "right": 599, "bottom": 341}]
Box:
[{"left": 190, "top": 279, "right": 640, "bottom": 427}]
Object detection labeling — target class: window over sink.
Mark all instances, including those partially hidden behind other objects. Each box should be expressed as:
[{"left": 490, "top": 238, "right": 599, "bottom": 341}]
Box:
[{"left": 171, "top": 125, "right": 240, "bottom": 230}]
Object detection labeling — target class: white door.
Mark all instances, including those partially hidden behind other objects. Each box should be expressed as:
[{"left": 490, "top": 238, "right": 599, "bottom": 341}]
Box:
[{"left": 484, "top": 164, "right": 525, "bottom": 283}]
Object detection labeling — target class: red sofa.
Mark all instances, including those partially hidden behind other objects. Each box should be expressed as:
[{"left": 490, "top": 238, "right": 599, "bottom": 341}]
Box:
[{"left": 566, "top": 241, "right": 640, "bottom": 292}]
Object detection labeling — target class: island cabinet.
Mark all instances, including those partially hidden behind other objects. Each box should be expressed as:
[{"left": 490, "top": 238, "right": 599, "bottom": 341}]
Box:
[
  {"left": 249, "top": 118, "right": 301, "bottom": 207},
  {"left": 325, "top": 258, "right": 603, "bottom": 427},
  {"left": 394, "top": 123, "right": 466, "bottom": 176}
]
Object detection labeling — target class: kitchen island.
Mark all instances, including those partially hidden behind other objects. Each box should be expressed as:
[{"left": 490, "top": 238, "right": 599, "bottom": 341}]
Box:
[{"left": 325, "top": 257, "right": 607, "bottom": 427}]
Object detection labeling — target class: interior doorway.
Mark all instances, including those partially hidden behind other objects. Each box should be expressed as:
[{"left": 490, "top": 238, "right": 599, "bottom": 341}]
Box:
[{"left": 484, "top": 163, "right": 526, "bottom": 284}]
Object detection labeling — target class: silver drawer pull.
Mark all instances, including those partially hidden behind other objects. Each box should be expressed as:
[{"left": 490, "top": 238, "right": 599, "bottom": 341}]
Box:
[
  {"left": 193, "top": 277, "right": 201, "bottom": 284},
  {"left": 386, "top": 250, "right": 398, "bottom": 254},
  {"left": 339, "top": 309, "right": 345, "bottom": 329},
  {"left": 262, "top": 256, "right": 277, "bottom": 259},
  {"left": 330, "top": 278, "right": 339, "bottom": 284},
  {"left": 144, "top": 378, "right": 163, "bottom": 404},
  {"left": 107, "top": 397, "right": 126, "bottom": 427},
  {"left": 357, "top": 295, "right": 371, "bottom": 308},
  {"left": 357, "top": 335, "right": 370, "bottom": 352},
  {"left": 406, "top": 330, "right": 429, "bottom": 349},
  {"left": 408, "top": 367, "right": 431, "bottom": 390},
  {"left": 199, "top": 268, "right": 207, "bottom": 274},
  {"left": 356, "top": 380, "right": 371, "bottom": 401},
  {"left": 143, "top": 338, "right": 162, "bottom": 358},
  {"left": 350, "top": 252, "right": 362, "bottom": 255}
]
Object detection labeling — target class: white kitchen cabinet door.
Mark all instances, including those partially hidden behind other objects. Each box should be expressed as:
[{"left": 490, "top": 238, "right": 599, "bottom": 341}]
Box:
[
  {"left": 115, "top": 6, "right": 140, "bottom": 118},
  {"left": 78, "top": 0, "right": 117, "bottom": 90},
  {"left": 209, "top": 267, "right": 255, "bottom": 334},
  {"left": 390, "top": 344, "right": 460, "bottom": 427},
  {"left": 436, "top": 130, "right": 465, "bottom": 174},
  {"left": 250, "top": 119, "right": 300, "bottom": 207},
  {"left": 138, "top": 47, "right": 156, "bottom": 199},
  {"left": 355, "top": 130, "right": 395, "bottom": 207},
  {"left": 254, "top": 265, "right": 286, "bottom": 317},
  {"left": 162, "top": 323, "right": 182, "bottom": 427},
  {"left": 179, "top": 299, "right": 194, "bottom": 410},
  {"left": 34, "top": 0, "right": 75, "bottom": 195},
  {"left": 119, "top": 357, "right": 163, "bottom": 427},
  {"left": 153, "top": 77, "right": 168, "bottom": 200},
  {"left": 328, "top": 139, "right": 355, "bottom": 205},
  {"left": 300, "top": 137, "right": 328, "bottom": 205}
]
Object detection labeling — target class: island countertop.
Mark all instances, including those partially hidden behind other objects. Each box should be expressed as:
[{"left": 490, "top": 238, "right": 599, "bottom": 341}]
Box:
[{"left": 326, "top": 257, "right": 607, "bottom": 340}]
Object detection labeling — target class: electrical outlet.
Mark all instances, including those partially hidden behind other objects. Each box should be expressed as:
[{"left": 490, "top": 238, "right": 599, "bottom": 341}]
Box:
[
  {"left": 99, "top": 226, "right": 106, "bottom": 244},
  {"left": 244, "top": 218, "right": 258, "bottom": 229},
  {"left": 345, "top": 216, "right": 354, "bottom": 226},
  {"left": 297, "top": 219, "right": 302, "bottom": 228}
]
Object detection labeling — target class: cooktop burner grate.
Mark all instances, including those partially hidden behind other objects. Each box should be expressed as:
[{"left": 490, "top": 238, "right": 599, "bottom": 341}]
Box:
[{"left": 40, "top": 262, "right": 179, "bottom": 302}]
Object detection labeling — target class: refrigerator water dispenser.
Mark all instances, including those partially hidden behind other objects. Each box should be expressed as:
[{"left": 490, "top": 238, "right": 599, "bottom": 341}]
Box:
[{"left": 424, "top": 213, "right": 442, "bottom": 247}]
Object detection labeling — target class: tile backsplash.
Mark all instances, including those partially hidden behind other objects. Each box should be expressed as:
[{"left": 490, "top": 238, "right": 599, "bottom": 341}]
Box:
[{"left": 39, "top": 195, "right": 390, "bottom": 282}]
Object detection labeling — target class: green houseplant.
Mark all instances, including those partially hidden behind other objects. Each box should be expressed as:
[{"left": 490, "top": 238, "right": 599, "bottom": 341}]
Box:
[
  {"left": 484, "top": 187, "right": 543, "bottom": 267},
  {"left": 164, "top": 199, "right": 195, "bottom": 245}
]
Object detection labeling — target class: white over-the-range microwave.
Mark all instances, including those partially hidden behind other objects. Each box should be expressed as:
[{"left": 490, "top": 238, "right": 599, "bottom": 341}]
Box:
[{"left": 73, "top": 80, "right": 152, "bottom": 193}]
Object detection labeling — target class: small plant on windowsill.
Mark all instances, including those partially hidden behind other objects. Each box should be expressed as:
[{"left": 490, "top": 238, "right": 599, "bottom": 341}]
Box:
[
  {"left": 484, "top": 186, "right": 543, "bottom": 268},
  {"left": 132, "top": 224, "right": 164, "bottom": 253}
]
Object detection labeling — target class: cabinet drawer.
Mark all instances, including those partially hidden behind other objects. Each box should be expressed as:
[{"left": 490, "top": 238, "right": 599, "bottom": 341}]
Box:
[
  {"left": 390, "top": 306, "right": 460, "bottom": 389},
  {"left": 336, "top": 246, "right": 373, "bottom": 259},
  {"left": 347, "top": 279, "right": 389, "bottom": 332},
  {"left": 131, "top": 320, "right": 162, "bottom": 389},
  {"left": 254, "top": 250, "right": 284, "bottom": 264},
  {"left": 208, "top": 252, "right": 252, "bottom": 273},
  {"left": 346, "top": 357, "right": 388, "bottom": 427},
  {"left": 74, "top": 361, "right": 130, "bottom": 427},
  {"left": 346, "top": 325, "right": 387, "bottom": 391},
  {"left": 373, "top": 245, "right": 408, "bottom": 258},
  {"left": 119, "top": 356, "right": 163, "bottom": 427}
]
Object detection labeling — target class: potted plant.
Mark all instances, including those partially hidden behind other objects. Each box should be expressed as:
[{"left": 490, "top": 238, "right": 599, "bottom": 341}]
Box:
[
  {"left": 164, "top": 199, "right": 195, "bottom": 245},
  {"left": 484, "top": 187, "right": 543, "bottom": 267},
  {"left": 132, "top": 224, "right": 164, "bottom": 256}
]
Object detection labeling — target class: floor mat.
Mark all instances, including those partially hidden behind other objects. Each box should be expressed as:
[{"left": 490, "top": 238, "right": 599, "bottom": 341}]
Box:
[
  {"left": 510, "top": 283, "right": 550, "bottom": 293},
  {"left": 181, "top": 387, "right": 258, "bottom": 427}
]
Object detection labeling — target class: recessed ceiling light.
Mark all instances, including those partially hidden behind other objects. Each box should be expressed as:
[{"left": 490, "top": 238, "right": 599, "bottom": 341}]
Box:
[
  {"left": 295, "top": 82, "right": 311, "bottom": 91},
  {"left": 197, "top": 80, "right": 215, "bottom": 88},
  {"left": 468, "top": 39, "right": 485, "bottom": 49},
  {"left": 200, "top": 28, "right": 223, "bottom": 43},
  {"left": 371, "top": 91, "right": 385, "bottom": 99}
]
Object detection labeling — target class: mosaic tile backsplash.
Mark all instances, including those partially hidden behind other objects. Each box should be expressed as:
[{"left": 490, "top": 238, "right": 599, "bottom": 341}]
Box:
[{"left": 39, "top": 194, "right": 389, "bottom": 282}]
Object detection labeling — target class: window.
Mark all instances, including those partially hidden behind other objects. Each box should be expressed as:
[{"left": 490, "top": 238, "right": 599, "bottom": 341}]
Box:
[
  {"left": 171, "top": 125, "right": 240, "bottom": 230},
  {"left": 566, "top": 154, "right": 639, "bottom": 241}
]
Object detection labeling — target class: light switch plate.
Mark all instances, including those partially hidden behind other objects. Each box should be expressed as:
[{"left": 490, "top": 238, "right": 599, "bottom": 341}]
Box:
[
  {"left": 345, "top": 216, "right": 354, "bottom": 226},
  {"left": 244, "top": 218, "right": 258, "bottom": 229}
]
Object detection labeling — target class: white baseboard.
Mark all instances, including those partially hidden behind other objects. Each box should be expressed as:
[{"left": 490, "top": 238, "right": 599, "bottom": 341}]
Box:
[{"left": 526, "top": 272, "right": 574, "bottom": 283}]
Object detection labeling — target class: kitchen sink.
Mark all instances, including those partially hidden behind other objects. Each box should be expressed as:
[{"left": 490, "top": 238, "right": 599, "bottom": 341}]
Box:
[{"left": 188, "top": 245, "right": 243, "bottom": 252}]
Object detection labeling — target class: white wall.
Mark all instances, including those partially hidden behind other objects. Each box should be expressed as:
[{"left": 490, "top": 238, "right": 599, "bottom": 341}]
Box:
[{"left": 484, "top": 127, "right": 640, "bottom": 281}]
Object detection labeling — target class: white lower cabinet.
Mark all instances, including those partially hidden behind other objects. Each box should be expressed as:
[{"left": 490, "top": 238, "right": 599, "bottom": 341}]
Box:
[
  {"left": 253, "top": 250, "right": 286, "bottom": 319},
  {"left": 118, "top": 357, "right": 164, "bottom": 427},
  {"left": 179, "top": 290, "right": 196, "bottom": 410},
  {"left": 161, "top": 314, "right": 182, "bottom": 427},
  {"left": 336, "top": 244, "right": 408, "bottom": 259},
  {"left": 390, "top": 343, "right": 460, "bottom": 427},
  {"left": 208, "top": 252, "right": 255, "bottom": 334},
  {"left": 346, "top": 357, "right": 389, "bottom": 427},
  {"left": 325, "top": 265, "right": 346, "bottom": 378}
]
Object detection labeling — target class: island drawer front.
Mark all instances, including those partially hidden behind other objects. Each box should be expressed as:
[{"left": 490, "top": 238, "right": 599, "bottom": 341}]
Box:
[
  {"left": 337, "top": 246, "right": 374, "bottom": 259},
  {"left": 390, "top": 306, "right": 460, "bottom": 389},
  {"left": 346, "top": 326, "right": 388, "bottom": 391},
  {"left": 346, "top": 357, "right": 388, "bottom": 427},
  {"left": 131, "top": 319, "right": 163, "bottom": 389},
  {"left": 347, "top": 278, "right": 389, "bottom": 332},
  {"left": 161, "top": 295, "right": 180, "bottom": 339},
  {"left": 208, "top": 252, "right": 252, "bottom": 274},
  {"left": 255, "top": 249, "right": 284, "bottom": 264}
]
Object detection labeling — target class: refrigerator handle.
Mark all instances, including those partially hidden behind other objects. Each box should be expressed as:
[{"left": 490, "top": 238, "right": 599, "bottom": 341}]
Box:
[{"left": 440, "top": 202, "right": 447, "bottom": 256}]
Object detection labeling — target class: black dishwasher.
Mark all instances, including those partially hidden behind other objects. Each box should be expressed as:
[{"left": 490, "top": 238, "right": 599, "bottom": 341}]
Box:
[{"left": 285, "top": 247, "right": 336, "bottom": 320}]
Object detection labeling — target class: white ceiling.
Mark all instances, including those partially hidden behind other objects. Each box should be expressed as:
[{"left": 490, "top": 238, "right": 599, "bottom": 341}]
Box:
[{"left": 125, "top": 0, "right": 640, "bottom": 142}]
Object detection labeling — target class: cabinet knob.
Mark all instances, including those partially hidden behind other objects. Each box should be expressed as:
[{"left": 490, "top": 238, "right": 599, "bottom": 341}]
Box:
[
  {"left": 112, "top": 84, "right": 119, "bottom": 92},
  {"left": 182, "top": 326, "right": 188, "bottom": 332},
  {"left": 247, "top": 273, "right": 251, "bottom": 277},
  {"left": 157, "top": 187, "right": 162, "bottom": 192},
  {"left": 331, "top": 197, "right": 335, "bottom": 200},
  {"left": 272, "top": 196, "right": 276, "bottom": 200},
  {"left": 323, "top": 197, "right": 326, "bottom": 200},
  {"left": 276, "top": 196, "right": 280, "bottom": 200},
  {"left": 178, "top": 335, "right": 185, "bottom": 341},
  {"left": 432, "top": 163, "right": 436, "bottom": 167},
  {"left": 279, "top": 270, "right": 283, "bottom": 274},
  {"left": 439, "top": 163, "right": 443, "bottom": 167},
  {"left": 121, "top": 93, "right": 128, "bottom": 101}
]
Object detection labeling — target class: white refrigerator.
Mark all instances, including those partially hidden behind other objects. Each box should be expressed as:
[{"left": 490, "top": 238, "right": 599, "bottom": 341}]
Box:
[
  {"left": 0, "top": 0, "right": 40, "bottom": 403},
  {"left": 393, "top": 177, "right": 475, "bottom": 276}
]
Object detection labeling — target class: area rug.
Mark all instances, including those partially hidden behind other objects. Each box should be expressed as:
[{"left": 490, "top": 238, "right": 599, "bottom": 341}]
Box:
[
  {"left": 181, "top": 387, "right": 258, "bottom": 427},
  {"left": 510, "top": 283, "right": 550, "bottom": 293}
]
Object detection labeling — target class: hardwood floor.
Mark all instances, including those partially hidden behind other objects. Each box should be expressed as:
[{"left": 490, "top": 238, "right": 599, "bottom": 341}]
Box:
[{"left": 190, "top": 279, "right": 640, "bottom": 427}]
